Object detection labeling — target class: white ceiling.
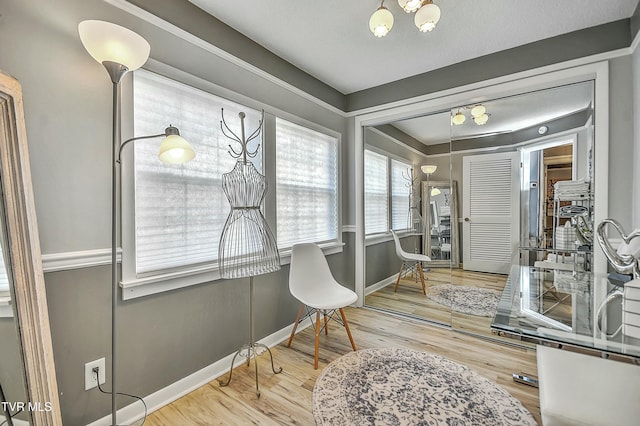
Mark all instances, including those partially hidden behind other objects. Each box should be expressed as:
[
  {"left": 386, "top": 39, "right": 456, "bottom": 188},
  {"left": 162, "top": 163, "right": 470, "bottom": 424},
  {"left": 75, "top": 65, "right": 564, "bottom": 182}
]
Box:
[
  {"left": 392, "top": 81, "right": 594, "bottom": 145},
  {"left": 189, "top": 0, "right": 637, "bottom": 94}
]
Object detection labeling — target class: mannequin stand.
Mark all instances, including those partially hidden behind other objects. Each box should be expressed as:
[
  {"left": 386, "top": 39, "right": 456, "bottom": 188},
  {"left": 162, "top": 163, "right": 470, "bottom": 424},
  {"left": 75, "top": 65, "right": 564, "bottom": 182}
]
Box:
[{"left": 219, "top": 276, "right": 282, "bottom": 397}]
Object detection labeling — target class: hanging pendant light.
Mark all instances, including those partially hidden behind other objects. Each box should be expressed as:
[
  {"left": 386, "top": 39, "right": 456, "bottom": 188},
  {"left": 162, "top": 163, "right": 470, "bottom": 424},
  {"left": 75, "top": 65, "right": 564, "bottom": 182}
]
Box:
[
  {"left": 474, "top": 113, "right": 489, "bottom": 125},
  {"left": 415, "top": 0, "right": 441, "bottom": 32},
  {"left": 370, "top": 1, "right": 394, "bottom": 37},
  {"left": 398, "top": 0, "right": 423, "bottom": 13},
  {"left": 470, "top": 105, "right": 486, "bottom": 118},
  {"left": 451, "top": 110, "right": 466, "bottom": 126}
]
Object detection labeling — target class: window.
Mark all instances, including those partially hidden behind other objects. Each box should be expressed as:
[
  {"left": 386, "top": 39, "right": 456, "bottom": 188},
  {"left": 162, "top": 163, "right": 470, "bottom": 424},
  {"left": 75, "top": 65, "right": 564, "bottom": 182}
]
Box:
[
  {"left": 275, "top": 118, "right": 339, "bottom": 249},
  {"left": 133, "top": 70, "right": 262, "bottom": 275},
  {"left": 391, "top": 159, "right": 412, "bottom": 230},
  {"left": 364, "top": 149, "right": 412, "bottom": 235},
  {"left": 364, "top": 150, "right": 388, "bottom": 235}
]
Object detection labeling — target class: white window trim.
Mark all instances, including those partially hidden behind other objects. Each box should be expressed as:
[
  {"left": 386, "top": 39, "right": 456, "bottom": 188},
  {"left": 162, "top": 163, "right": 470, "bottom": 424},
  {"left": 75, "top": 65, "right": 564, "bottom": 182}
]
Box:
[{"left": 120, "top": 63, "right": 343, "bottom": 300}]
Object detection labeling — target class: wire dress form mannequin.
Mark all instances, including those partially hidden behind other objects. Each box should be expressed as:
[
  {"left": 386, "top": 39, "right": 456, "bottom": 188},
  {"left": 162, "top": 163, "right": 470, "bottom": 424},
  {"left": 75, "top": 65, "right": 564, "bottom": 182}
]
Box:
[
  {"left": 217, "top": 109, "right": 282, "bottom": 396},
  {"left": 219, "top": 159, "right": 280, "bottom": 279}
]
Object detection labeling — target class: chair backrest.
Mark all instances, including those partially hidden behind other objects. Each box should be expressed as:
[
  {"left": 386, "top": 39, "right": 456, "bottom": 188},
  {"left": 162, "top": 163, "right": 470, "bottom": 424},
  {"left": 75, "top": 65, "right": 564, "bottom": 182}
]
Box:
[
  {"left": 390, "top": 230, "right": 408, "bottom": 260},
  {"left": 289, "top": 243, "right": 337, "bottom": 298}
]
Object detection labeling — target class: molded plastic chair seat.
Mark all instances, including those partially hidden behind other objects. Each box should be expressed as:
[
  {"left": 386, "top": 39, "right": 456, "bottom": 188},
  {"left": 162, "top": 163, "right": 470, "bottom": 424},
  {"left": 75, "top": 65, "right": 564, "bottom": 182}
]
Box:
[
  {"left": 391, "top": 230, "right": 431, "bottom": 294},
  {"left": 286, "top": 243, "right": 358, "bottom": 369}
]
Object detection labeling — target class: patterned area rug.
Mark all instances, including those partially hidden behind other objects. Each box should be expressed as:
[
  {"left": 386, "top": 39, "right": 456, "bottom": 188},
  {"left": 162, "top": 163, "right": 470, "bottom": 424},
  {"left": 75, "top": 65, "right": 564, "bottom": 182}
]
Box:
[
  {"left": 427, "top": 284, "right": 501, "bottom": 317},
  {"left": 313, "top": 347, "right": 536, "bottom": 426}
]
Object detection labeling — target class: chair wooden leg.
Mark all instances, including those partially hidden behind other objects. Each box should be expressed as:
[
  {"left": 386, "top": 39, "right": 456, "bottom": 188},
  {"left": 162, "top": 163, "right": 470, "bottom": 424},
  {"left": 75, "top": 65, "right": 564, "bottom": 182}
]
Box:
[
  {"left": 314, "top": 310, "right": 321, "bottom": 369},
  {"left": 394, "top": 263, "right": 405, "bottom": 293},
  {"left": 339, "top": 308, "right": 357, "bottom": 352},
  {"left": 418, "top": 263, "right": 426, "bottom": 295},
  {"left": 324, "top": 309, "right": 328, "bottom": 335},
  {"left": 287, "top": 304, "right": 305, "bottom": 347}
]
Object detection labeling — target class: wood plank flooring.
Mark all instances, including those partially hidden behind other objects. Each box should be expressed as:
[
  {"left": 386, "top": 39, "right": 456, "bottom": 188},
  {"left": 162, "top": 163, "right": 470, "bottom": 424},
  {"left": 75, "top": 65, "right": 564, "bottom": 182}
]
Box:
[
  {"left": 366, "top": 266, "right": 517, "bottom": 341},
  {"left": 145, "top": 307, "right": 540, "bottom": 425}
]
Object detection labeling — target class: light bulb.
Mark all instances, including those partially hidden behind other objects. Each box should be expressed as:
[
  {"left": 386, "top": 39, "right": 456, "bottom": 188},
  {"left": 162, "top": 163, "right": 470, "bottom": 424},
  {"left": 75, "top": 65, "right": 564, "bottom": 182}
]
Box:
[
  {"left": 470, "top": 105, "right": 486, "bottom": 118},
  {"left": 370, "top": 6, "right": 394, "bottom": 37},
  {"left": 415, "top": 2, "right": 440, "bottom": 32},
  {"left": 451, "top": 111, "right": 466, "bottom": 126}
]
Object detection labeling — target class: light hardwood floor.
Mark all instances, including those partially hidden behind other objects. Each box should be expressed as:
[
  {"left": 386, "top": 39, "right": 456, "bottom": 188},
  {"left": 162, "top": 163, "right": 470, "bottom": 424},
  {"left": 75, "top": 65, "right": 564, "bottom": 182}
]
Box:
[
  {"left": 145, "top": 307, "right": 540, "bottom": 425},
  {"left": 366, "top": 266, "right": 517, "bottom": 341}
]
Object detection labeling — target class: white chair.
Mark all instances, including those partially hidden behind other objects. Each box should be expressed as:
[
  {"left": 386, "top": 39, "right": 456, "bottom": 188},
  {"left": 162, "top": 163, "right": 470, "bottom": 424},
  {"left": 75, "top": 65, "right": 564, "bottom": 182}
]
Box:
[
  {"left": 391, "top": 230, "right": 431, "bottom": 295},
  {"left": 537, "top": 345, "right": 640, "bottom": 425},
  {"left": 286, "top": 243, "right": 358, "bottom": 369}
]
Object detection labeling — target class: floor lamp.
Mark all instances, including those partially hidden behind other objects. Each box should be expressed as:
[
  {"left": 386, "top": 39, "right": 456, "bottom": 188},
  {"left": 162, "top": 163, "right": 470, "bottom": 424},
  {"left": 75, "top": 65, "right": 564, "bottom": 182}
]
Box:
[{"left": 78, "top": 20, "right": 195, "bottom": 425}]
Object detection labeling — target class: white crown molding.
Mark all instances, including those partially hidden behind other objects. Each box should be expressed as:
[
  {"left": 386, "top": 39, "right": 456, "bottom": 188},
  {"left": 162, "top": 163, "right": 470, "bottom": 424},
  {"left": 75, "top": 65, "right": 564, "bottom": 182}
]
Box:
[
  {"left": 367, "top": 127, "right": 430, "bottom": 159},
  {"left": 41, "top": 248, "right": 122, "bottom": 273},
  {"left": 103, "top": 0, "right": 346, "bottom": 117}
]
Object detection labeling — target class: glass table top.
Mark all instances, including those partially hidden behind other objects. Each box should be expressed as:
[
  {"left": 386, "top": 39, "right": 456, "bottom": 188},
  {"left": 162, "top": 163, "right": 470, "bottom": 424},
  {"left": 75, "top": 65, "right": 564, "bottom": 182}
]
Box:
[{"left": 491, "top": 248, "right": 640, "bottom": 359}]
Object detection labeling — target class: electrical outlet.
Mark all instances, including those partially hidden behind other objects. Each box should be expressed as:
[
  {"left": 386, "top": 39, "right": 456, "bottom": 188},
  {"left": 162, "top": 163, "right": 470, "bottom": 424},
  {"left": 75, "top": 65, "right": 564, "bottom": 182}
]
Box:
[{"left": 85, "top": 358, "right": 106, "bottom": 390}]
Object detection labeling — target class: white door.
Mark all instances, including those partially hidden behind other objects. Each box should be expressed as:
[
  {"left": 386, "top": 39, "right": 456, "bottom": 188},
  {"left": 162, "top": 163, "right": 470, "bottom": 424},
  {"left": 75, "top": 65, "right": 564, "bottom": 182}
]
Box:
[{"left": 462, "top": 151, "right": 519, "bottom": 274}]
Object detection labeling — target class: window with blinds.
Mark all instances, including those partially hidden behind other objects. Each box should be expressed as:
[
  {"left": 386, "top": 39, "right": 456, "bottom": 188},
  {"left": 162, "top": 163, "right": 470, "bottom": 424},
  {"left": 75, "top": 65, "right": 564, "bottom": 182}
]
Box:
[
  {"left": 133, "top": 70, "right": 262, "bottom": 275},
  {"left": 364, "top": 150, "right": 389, "bottom": 235},
  {"left": 391, "top": 159, "right": 412, "bottom": 231},
  {"left": 275, "top": 118, "right": 339, "bottom": 249}
]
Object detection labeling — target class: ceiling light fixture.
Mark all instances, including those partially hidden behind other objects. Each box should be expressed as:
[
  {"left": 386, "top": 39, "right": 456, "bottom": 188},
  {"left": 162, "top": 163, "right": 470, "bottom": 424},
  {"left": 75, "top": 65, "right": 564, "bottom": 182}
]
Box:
[
  {"left": 369, "top": 1, "right": 394, "bottom": 38},
  {"left": 398, "top": 0, "right": 422, "bottom": 13},
  {"left": 451, "top": 110, "right": 466, "bottom": 126},
  {"left": 370, "top": 0, "right": 441, "bottom": 38}
]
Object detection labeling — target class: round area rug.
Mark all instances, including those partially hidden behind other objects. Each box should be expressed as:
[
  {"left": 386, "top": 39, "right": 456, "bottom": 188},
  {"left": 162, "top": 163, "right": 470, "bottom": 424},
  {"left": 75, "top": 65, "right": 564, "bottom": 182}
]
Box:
[
  {"left": 427, "top": 284, "right": 501, "bottom": 317},
  {"left": 312, "top": 347, "right": 536, "bottom": 426}
]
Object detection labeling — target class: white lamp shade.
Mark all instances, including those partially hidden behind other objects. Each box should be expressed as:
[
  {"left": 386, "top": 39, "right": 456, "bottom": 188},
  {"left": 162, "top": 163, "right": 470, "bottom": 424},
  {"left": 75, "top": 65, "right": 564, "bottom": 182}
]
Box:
[
  {"left": 369, "top": 7, "right": 394, "bottom": 37},
  {"left": 470, "top": 105, "right": 486, "bottom": 118},
  {"left": 451, "top": 111, "right": 466, "bottom": 125},
  {"left": 431, "top": 187, "right": 441, "bottom": 196},
  {"left": 421, "top": 165, "right": 437, "bottom": 174},
  {"left": 78, "top": 20, "right": 150, "bottom": 70},
  {"left": 415, "top": 3, "right": 441, "bottom": 32},
  {"left": 474, "top": 113, "right": 489, "bottom": 125},
  {"left": 398, "top": 0, "right": 422, "bottom": 13},
  {"left": 158, "top": 134, "right": 196, "bottom": 164}
]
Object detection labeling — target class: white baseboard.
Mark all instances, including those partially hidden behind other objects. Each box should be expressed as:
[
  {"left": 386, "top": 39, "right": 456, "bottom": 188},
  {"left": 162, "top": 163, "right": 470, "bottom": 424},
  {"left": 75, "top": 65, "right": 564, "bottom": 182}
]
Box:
[
  {"left": 86, "top": 317, "right": 313, "bottom": 426},
  {"left": 365, "top": 274, "right": 397, "bottom": 296}
]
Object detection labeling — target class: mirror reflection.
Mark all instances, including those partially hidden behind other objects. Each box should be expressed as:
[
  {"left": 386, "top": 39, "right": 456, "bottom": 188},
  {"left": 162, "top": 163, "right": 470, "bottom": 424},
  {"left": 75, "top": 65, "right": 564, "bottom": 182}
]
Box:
[
  {"left": 364, "top": 79, "right": 596, "bottom": 342},
  {"left": 0, "top": 218, "right": 30, "bottom": 425}
]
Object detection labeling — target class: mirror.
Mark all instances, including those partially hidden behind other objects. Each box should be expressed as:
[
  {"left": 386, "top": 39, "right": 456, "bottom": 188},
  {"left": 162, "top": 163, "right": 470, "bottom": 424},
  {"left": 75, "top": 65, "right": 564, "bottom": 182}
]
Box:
[
  {"left": 449, "top": 80, "right": 595, "bottom": 339},
  {"left": 360, "top": 69, "right": 599, "bottom": 343},
  {"left": 0, "top": 71, "right": 61, "bottom": 425},
  {"left": 422, "top": 180, "right": 459, "bottom": 268}
]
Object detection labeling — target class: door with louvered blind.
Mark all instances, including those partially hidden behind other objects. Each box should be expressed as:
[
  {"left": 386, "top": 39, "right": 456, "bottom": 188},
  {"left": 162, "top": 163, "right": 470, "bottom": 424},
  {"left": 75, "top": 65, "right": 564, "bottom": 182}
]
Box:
[{"left": 462, "top": 151, "right": 519, "bottom": 274}]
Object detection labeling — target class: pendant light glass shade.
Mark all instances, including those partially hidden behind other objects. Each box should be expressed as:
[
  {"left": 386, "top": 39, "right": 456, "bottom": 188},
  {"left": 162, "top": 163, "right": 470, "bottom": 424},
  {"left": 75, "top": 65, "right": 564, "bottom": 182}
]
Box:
[
  {"left": 421, "top": 165, "right": 437, "bottom": 174},
  {"left": 431, "top": 187, "right": 441, "bottom": 196},
  {"left": 78, "top": 20, "right": 150, "bottom": 70},
  {"left": 158, "top": 134, "right": 196, "bottom": 164},
  {"left": 474, "top": 113, "right": 489, "bottom": 125},
  {"left": 415, "top": 2, "right": 441, "bottom": 32},
  {"left": 398, "top": 0, "right": 422, "bottom": 13},
  {"left": 369, "top": 6, "right": 394, "bottom": 37},
  {"left": 451, "top": 111, "right": 466, "bottom": 125},
  {"left": 470, "top": 105, "right": 486, "bottom": 118}
]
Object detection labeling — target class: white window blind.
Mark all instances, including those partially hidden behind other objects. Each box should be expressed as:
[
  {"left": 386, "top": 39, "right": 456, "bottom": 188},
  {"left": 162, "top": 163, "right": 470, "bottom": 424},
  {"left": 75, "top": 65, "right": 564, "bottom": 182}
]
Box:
[
  {"left": 364, "top": 150, "right": 388, "bottom": 235},
  {"left": 133, "top": 70, "right": 262, "bottom": 275},
  {"left": 391, "top": 159, "right": 411, "bottom": 230},
  {"left": 275, "top": 118, "right": 339, "bottom": 249}
]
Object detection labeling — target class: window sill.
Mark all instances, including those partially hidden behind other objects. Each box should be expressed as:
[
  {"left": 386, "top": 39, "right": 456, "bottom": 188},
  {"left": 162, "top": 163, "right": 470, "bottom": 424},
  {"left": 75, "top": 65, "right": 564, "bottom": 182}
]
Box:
[{"left": 120, "top": 241, "right": 345, "bottom": 300}]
